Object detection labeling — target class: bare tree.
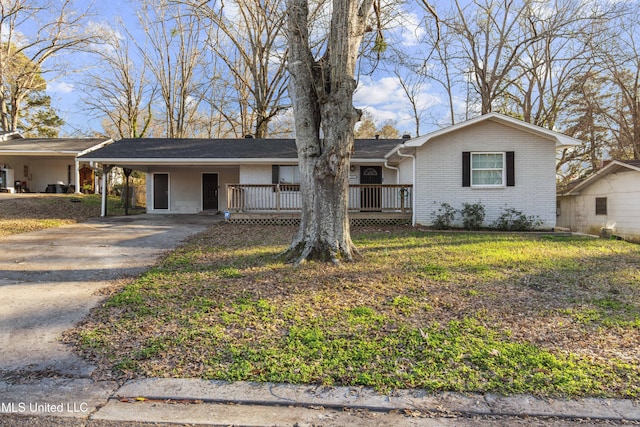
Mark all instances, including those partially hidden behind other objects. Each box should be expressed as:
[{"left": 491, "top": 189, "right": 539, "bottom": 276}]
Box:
[
  {"left": 557, "top": 71, "right": 611, "bottom": 185},
  {"left": 594, "top": 7, "right": 640, "bottom": 160},
  {"left": 388, "top": 9, "right": 458, "bottom": 131},
  {"left": 284, "top": 0, "right": 377, "bottom": 264},
  {"left": 0, "top": 0, "right": 100, "bottom": 132},
  {"left": 176, "top": 0, "right": 290, "bottom": 138},
  {"left": 445, "top": 0, "right": 543, "bottom": 115},
  {"left": 394, "top": 68, "right": 429, "bottom": 136},
  {"left": 80, "top": 24, "right": 156, "bottom": 139},
  {"left": 500, "top": 0, "right": 614, "bottom": 129},
  {"left": 138, "top": 0, "right": 210, "bottom": 138}
]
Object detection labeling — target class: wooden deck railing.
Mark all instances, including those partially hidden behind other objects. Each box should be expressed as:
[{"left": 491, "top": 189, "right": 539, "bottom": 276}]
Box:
[{"left": 226, "top": 184, "right": 412, "bottom": 213}]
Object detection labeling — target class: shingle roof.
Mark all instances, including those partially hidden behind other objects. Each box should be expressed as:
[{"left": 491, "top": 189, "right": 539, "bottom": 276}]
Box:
[
  {"left": 79, "top": 138, "right": 403, "bottom": 161},
  {"left": 620, "top": 159, "right": 640, "bottom": 168},
  {"left": 0, "top": 138, "right": 111, "bottom": 154},
  {"left": 559, "top": 159, "right": 640, "bottom": 195}
]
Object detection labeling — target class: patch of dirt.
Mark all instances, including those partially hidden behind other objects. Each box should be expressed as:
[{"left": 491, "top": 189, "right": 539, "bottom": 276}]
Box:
[
  {"left": 0, "top": 194, "right": 100, "bottom": 220},
  {"left": 0, "top": 194, "right": 102, "bottom": 235}
]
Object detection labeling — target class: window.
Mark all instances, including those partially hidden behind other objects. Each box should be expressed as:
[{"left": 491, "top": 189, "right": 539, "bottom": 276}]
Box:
[
  {"left": 595, "top": 197, "right": 607, "bottom": 215},
  {"left": 463, "top": 151, "right": 514, "bottom": 187},
  {"left": 272, "top": 165, "right": 300, "bottom": 190},
  {"left": 472, "top": 153, "right": 504, "bottom": 186}
]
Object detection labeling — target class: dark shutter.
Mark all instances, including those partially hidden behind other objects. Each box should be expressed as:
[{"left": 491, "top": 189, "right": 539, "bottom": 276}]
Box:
[
  {"left": 506, "top": 151, "right": 515, "bottom": 186},
  {"left": 272, "top": 165, "right": 279, "bottom": 184},
  {"left": 462, "top": 152, "right": 471, "bottom": 187}
]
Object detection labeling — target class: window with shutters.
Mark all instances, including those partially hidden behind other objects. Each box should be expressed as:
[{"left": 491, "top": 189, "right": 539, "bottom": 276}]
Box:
[
  {"left": 595, "top": 197, "right": 607, "bottom": 215},
  {"left": 463, "top": 151, "right": 514, "bottom": 187}
]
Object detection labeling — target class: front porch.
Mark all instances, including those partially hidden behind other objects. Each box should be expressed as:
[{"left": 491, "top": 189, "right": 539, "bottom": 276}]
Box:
[{"left": 225, "top": 184, "right": 413, "bottom": 226}]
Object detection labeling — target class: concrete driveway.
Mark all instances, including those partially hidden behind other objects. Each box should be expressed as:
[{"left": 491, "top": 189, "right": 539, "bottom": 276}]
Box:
[{"left": 0, "top": 214, "right": 220, "bottom": 378}]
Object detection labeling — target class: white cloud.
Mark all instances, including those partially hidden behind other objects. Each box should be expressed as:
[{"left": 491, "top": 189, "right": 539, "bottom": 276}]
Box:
[
  {"left": 355, "top": 76, "right": 407, "bottom": 105},
  {"left": 47, "top": 81, "right": 75, "bottom": 94},
  {"left": 354, "top": 75, "right": 441, "bottom": 134}
]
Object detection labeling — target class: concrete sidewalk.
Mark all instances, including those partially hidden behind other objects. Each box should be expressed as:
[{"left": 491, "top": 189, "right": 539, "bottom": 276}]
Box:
[{"left": 0, "top": 378, "right": 638, "bottom": 426}]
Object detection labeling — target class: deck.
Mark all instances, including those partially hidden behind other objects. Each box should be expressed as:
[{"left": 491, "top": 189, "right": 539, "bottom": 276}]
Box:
[{"left": 225, "top": 184, "right": 413, "bottom": 226}]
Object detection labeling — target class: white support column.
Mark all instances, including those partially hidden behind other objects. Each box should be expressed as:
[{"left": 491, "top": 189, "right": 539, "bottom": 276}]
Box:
[
  {"left": 101, "top": 171, "right": 107, "bottom": 217},
  {"left": 101, "top": 165, "right": 111, "bottom": 217},
  {"left": 74, "top": 158, "right": 81, "bottom": 193}
]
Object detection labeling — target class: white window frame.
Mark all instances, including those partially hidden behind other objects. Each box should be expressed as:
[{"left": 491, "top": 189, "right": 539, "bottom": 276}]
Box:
[{"left": 471, "top": 152, "right": 506, "bottom": 188}]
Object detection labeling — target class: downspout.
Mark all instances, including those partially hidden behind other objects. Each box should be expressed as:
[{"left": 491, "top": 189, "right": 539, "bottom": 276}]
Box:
[
  {"left": 383, "top": 160, "right": 400, "bottom": 184},
  {"left": 395, "top": 144, "right": 416, "bottom": 226}
]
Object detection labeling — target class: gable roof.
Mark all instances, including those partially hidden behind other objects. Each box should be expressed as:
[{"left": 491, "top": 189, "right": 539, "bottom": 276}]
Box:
[
  {"left": 0, "top": 137, "right": 112, "bottom": 156},
  {"left": 560, "top": 160, "right": 640, "bottom": 196},
  {"left": 78, "top": 137, "right": 404, "bottom": 165},
  {"left": 399, "top": 112, "right": 581, "bottom": 150}
]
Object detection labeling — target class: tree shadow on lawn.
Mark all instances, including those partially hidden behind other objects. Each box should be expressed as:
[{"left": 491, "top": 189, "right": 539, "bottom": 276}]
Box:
[{"left": 69, "top": 225, "right": 640, "bottom": 395}]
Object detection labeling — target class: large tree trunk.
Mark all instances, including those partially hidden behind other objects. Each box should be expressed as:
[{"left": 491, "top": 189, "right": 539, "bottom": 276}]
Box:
[{"left": 284, "top": 0, "right": 373, "bottom": 264}]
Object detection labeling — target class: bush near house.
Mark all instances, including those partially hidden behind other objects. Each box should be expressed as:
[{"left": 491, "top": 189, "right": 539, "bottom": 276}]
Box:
[
  {"left": 493, "top": 208, "right": 544, "bottom": 231},
  {"left": 433, "top": 203, "right": 541, "bottom": 232}
]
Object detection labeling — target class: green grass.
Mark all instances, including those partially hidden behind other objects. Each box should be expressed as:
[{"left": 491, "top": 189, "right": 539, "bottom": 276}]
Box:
[{"left": 71, "top": 226, "right": 640, "bottom": 398}]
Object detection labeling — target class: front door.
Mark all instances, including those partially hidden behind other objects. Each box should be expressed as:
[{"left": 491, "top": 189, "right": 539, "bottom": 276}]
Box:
[
  {"left": 360, "top": 166, "right": 382, "bottom": 211},
  {"left": 202, "top": 173, "right": 219, "bottom": 211},
  {"left": 153, "top": 173, "right": 169, "bottom": 210}
]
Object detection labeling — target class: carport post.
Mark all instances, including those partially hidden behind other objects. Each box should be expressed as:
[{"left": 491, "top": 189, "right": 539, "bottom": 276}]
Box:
[
  {"left": 74, "top": 158, "right": 81, "bottom": 194},
  {"left": 101, "top": 165, "right": 113, "bottom": 217}
]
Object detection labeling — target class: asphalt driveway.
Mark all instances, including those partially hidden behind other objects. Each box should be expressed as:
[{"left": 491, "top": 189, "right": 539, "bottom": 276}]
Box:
[{"left": 0, "top": 214, "right": 220, "bottom": 378}]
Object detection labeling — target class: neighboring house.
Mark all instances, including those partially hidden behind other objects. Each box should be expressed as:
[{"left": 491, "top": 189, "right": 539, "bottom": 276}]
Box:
[
  {"left": 557, "top": 160, "right": 640, "bottom": 242},
  {"left": 0, "top": 133, "right": 112, "bottom": 193},
  {"left": 79, "top": 113, "right": 579, "bottom": 228}
]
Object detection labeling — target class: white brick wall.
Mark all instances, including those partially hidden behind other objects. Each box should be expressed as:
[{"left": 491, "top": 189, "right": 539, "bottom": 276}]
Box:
[{"left": 414, "top": 120, "right": 557, "bottom": 229}]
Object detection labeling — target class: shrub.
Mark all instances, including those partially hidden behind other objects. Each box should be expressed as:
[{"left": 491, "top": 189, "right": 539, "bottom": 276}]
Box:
[
  {"left": 432, "top": 202, "right": 457, "bottom": 229},
  {"left": 493, "top": 207, "right": 543, "bottom": 231},
  {"left": 461, "top": 202, "right": 485, "bottom": 230}
]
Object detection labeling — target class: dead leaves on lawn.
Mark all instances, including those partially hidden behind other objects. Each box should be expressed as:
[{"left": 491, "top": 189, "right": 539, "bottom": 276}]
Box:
[{"left": 69, "top": 225, "right": 640, "bottom": 396}]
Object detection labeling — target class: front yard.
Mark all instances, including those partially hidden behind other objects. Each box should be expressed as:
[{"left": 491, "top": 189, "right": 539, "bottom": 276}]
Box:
[
  {"left": 0, "top": 194, "right": 142, "bottom": 236},
  {"left": 69, "top": 225, "right": 640, "bottom": 398}
]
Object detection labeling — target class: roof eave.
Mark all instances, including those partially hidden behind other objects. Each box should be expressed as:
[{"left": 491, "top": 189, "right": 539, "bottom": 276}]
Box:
[
  {"left": 79, "top": 157, "right": 389, "bottom": 165},
  {"left": 78, "top": 139, "right": 114, "bottom": 156},
  {"left": 562, "top": 160, "right": 640, "bottom": 195},
  {"left": 78, "top": 158, "right": 299, "bottom": 164},
  {"left": 401, "top": 113, "right": 582, "bottom": 149},
  {"left": 0, "top": 150, "right": 84, "bottom": 156}
]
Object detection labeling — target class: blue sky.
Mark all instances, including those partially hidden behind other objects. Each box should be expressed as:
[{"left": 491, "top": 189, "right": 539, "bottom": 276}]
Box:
[{"left": 40, "top": 0, "right": 447, "bottom": 137}]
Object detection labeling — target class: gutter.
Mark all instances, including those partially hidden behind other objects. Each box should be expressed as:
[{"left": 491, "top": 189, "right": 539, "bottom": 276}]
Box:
[
  {"left": 395, "top": 144, "right": 416, "bottom": 226},
  {"left": 383, "top": 159, "right": 400, "bottom": 184}
]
